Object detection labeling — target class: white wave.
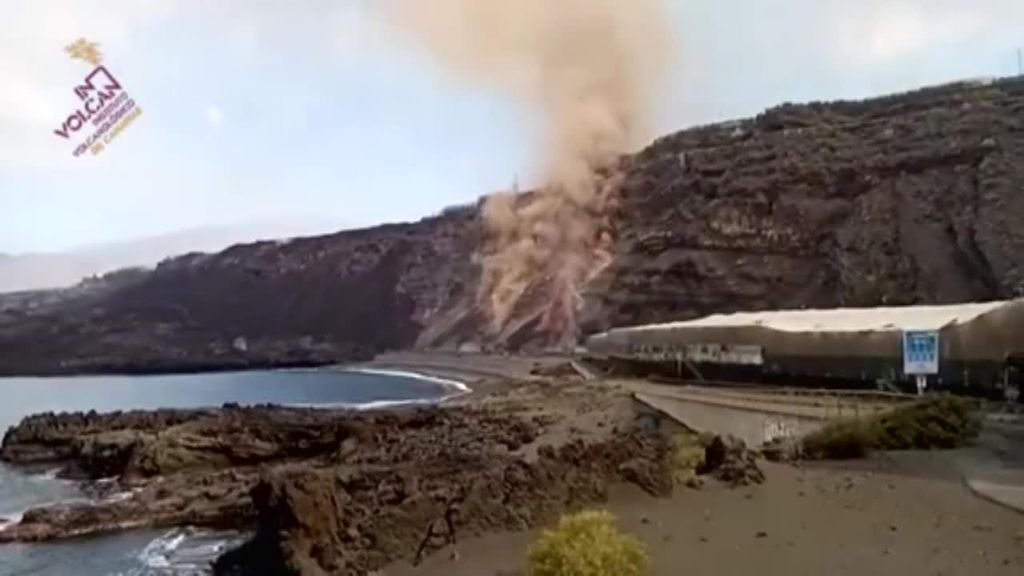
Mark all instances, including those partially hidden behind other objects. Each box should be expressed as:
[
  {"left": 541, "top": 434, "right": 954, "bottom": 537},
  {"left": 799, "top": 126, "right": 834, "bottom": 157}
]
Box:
[
  {"left": 276, "top": 367, "right": 471, "bottom": 411},
  {"left": 104, "top": 487, "right": 143, "bottom": 503},
  {"left": 0, "top": 511, "right": 24, "bottom": 530},
  {"left": 286, "top": 396, "right": 449, "bottom": 411},
  {"left": 349, "top": 393, "right": 470, "bottom": 410},
  {"left": 138, "top": 529, "right": 176, "bottom": 568},
  {"left": 19, "top": 467, "right": 76, "bottom": 486},
  {"left": 280, "top": 367, "right": 473, "bottom": 411},
  {"left": 137, "top": 527, "right": 241, "bottom": 574},
  {"left": 137, "top": 528, "right": 193, "bottom": 570},
  {"left": 172, "top": 540, "right": 230, "bottom": 559},
  {"left": 344, "top": 367, "right": 472, "bottom": 393},
  {"left": 355, "top": 396, "right": 447, "bottom": 410}
]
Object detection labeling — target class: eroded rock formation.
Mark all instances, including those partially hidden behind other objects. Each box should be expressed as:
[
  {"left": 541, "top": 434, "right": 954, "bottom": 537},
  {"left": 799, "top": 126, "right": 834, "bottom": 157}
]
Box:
[{"left": 0, "top": 383, "right": 681, "bottom": 573}]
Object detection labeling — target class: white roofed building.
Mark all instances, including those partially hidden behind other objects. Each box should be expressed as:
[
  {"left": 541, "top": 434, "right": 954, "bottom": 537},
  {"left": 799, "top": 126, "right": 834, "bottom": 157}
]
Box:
[{"left": 586, "top": 300, "right": 1024, "bottom": 395}]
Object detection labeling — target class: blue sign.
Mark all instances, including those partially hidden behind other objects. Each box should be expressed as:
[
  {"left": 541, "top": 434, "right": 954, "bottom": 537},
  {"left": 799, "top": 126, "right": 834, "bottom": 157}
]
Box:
[{"left": 903, "top": 331, "right": 939, "bottom": 375}]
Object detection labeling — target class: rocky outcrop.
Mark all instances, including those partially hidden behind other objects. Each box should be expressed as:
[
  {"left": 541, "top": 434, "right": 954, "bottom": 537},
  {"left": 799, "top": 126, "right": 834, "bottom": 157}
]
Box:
[
  {"left": 214, "top": 428, "right": 672, "bottom": 575},
  {"left": 4, "top": 468, "right": 254, "bottom": 542},
  {"left": 1, "top": 381, "right": 773, "bottom": 573},
  {"left": 697, "top": 435, "right": 765, "bottom": 486},
  {"left": 3, "top": 78, "right": 1024, "bottom": 372},
  {"left": 0, "top": 383, "right": 680, "bottom": 566},
  {"left": 0, "top": 409, "right": 201, "bottom": 470}
]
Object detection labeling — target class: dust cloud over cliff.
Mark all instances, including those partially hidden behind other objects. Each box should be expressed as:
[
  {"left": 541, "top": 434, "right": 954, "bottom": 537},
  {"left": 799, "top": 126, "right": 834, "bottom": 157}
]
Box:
[{"left": 380, "top": 0, "right": 674, "bottom": 347}]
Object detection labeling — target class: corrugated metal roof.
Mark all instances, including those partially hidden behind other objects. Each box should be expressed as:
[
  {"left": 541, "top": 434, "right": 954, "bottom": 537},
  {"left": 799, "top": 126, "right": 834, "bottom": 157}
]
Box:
[{"left": 614, "top": 300, "right": 1011, "bottom": 334}]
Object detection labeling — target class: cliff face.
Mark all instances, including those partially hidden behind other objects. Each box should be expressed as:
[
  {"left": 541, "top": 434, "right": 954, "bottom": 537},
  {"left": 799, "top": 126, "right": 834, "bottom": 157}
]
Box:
[
  {"left": 3, "top": 78, "right": 1024, "bottom": 373},
  {"left": 0, "top": 213, "right": 480, "bottom": 374},
  {"left": 586, "top": 77, "right": 1024, "bottom": 332}
]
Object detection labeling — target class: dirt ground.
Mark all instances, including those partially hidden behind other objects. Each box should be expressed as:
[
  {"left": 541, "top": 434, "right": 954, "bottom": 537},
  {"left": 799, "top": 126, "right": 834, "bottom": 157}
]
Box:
[
  {"left": 363, "top": 353, "right": 1024, "bottom": 576},
  {"left": 386, "top": 460, "right": 1024, "bottom": 576}
]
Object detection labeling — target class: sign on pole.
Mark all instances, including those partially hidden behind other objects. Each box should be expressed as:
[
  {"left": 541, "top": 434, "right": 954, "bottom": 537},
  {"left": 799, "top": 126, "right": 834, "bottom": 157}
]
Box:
[
  {"left": 903, "top": 331, "right": 940, "bottom": 375},
  {"left": 903, "top": 330, "right": 939, "bottom": 395}
]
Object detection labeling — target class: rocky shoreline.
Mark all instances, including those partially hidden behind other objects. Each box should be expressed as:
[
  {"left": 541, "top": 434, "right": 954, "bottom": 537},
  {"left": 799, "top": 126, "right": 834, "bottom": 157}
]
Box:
[{"left": 0, "top": 379, "right": 763, "bottom": 575}]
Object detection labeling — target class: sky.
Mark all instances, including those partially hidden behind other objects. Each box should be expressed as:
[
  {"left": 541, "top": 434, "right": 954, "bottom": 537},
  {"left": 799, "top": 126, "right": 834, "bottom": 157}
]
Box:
[{"left": 1, "top": 0, "right": 1022, "bottom": 255}]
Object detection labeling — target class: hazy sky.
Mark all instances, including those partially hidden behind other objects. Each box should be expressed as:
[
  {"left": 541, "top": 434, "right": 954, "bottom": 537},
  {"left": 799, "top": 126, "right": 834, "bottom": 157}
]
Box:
[{"left": 2, "top": 0, "right": 1022, "bottom": 254}]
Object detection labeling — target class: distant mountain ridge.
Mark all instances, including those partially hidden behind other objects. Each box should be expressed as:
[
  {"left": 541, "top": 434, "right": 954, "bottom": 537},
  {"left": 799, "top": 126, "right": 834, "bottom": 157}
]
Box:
[
  {"left": 0, "top": 219, "right": 349, "bottom": 294},
  {"left": 2, "top": 77, "right": 1024, "bottom": 374}
]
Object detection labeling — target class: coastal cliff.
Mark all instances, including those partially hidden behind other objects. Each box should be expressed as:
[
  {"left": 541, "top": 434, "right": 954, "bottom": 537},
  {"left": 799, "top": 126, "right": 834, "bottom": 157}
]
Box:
[{"left": 3, "top": 78, "right": 1024, "bottom": 373}]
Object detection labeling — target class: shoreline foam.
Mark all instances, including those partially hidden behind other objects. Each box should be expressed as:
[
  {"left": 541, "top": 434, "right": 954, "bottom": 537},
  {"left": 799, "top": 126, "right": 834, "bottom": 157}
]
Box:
[
  {"left": 0, "top": 512, "right": 23, "bottom": 532},
  {"left": 282, "top": 368, "right": 473, "bottom": 411},
  {"left": 344, "top": 367, "right": 472, "bottom": 395}
]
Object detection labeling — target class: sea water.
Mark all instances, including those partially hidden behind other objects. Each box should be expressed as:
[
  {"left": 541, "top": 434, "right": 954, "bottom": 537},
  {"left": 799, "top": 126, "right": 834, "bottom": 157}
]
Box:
[{"left": 0, "top": 368, "right": 466, "bottom": 575}]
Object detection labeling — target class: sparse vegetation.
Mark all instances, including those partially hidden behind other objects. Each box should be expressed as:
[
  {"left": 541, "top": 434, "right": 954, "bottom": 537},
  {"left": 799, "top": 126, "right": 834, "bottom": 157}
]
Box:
[
  {"left": 801, "top": 419, "right": 876, "bottom": 459},
  {"left": 527, "top": 510, "right": 649, "bottom": 576},
  {"left": 801, "top": 396, "right": 981, "bottom": 460},
  {"left": 670, "top": 432, "right": 707, "bottom": 486}
]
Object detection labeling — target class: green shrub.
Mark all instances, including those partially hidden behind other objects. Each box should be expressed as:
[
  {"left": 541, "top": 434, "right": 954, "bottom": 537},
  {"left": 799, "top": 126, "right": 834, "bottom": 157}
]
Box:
[
  {"left": 873, "top": 396, "right": 980, "bottom": 450},
  {"left": 801, "top": 396, "right": 980, "bottom": 460},
  {"left": 528, "top": 510, "right": 649, "bottom": 576},
  {"left": 801, "top": 420, "right": 875, "bottom": 460}
]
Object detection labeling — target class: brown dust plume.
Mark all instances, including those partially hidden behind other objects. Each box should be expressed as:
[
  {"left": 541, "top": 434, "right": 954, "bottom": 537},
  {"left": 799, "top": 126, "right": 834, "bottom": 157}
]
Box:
[{"left": 380, "top": 0, "right": 673, "bottom": 347}]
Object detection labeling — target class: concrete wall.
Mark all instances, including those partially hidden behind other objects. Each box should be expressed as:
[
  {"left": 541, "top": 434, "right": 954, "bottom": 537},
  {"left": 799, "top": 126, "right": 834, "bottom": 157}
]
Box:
[{"left": 634, "top": 393, "right": 825, "bottom": 448}]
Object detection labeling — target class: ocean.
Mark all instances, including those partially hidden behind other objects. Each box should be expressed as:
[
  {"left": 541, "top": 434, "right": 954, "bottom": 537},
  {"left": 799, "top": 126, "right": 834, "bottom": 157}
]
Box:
[{"left": 0, "top": 368, "right": 467, "bottom": 575}]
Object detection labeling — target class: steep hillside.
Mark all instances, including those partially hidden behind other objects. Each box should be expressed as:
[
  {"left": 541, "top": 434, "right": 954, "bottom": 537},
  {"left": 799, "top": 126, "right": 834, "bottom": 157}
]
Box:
[
  {"left": 3, "top": 78, "right": 1023, "bottom": 374},
  {"left": 584, "top": 77, "right": 1024, "bottom": 331}
]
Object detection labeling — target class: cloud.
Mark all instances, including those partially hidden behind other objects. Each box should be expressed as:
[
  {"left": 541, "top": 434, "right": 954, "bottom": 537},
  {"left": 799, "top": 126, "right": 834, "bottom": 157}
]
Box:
[
  {"left": 206, "top": 105, "right": 225, "bottom": 126},
  {"left": 828, "top": 0, "right": 1010, "bottom": 65},
  {"left": 865, "top": 6, "right": 928, "bottom": 60}
]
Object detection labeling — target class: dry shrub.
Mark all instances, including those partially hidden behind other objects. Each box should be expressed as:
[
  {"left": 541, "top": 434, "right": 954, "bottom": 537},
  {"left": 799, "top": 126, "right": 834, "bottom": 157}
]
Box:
[
  {"left": 801, "top": 420, "right": 875, "bottom": 460},
  {"left": 872, "top": 396, "right": 980, "bottom": 450},
  {"left": 670, "top": 432, "right": 706, "bottom": 485},
  {"left": 527, "top": 510, "right": 649, "bottom": 576}
]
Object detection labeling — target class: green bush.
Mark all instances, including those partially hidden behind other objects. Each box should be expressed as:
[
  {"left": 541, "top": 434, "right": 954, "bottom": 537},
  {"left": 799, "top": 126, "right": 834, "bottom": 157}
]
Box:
[
  {"left": 801, "top": 396, "right": 981, "bottom": 460},
  {"left": 873, "top": 396, "right": 980, "bottom": 450},
  {"left": 528, "top": 510, "right": 649, "bottom": 576},
  {"left": 801, "top": 420, "right": 875, "bottom": 460}
]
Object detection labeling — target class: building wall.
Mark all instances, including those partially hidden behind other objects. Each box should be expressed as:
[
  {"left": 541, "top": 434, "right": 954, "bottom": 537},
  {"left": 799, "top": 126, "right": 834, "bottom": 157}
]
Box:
[{"left": 586, "top": 301, "right": 1024, "bottom": 394}]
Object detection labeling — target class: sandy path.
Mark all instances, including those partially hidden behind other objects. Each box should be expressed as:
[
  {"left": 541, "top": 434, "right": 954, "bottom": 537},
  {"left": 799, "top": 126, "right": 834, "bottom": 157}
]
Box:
[{"left": 386, "top": 462, "right": 1024, "bottom": 576}]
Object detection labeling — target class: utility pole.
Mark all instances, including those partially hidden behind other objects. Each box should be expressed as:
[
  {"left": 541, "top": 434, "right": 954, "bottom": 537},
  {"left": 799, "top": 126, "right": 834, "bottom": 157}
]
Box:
[{"left": 1018, "top": 48, "right": 1023, "bottom": 76}]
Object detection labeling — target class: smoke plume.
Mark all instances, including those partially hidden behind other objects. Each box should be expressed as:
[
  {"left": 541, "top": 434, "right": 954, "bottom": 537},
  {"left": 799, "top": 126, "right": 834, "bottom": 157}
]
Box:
[{"left": 381, "top": 0, "right": 672, "bottom": 347}]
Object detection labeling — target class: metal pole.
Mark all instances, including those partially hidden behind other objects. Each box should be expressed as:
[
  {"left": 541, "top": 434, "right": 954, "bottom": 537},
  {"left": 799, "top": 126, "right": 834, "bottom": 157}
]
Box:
[{"left": 1018, "top": 48, "right": 1023, "bottom": 76}]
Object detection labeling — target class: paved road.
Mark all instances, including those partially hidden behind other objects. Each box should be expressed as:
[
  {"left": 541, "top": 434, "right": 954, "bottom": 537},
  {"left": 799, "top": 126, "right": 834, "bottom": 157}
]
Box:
[
  {"left": 964, "top": 416, "right": 1024, "bottom": 513},
  {"left": 627, "top": 380, "right": 1024, "bottom": 513},
  {"left": 619, "top": 380, "right": 900, "bottom": 419}
]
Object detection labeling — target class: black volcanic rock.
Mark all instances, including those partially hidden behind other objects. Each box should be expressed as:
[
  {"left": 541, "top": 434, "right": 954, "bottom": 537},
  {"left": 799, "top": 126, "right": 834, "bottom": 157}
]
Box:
[
  {"left": 0, "top": 385, "right": 677, "bottom": 565},
  {"left": 583, "top": 78, "right": 1024, "bottom": 332},
  {"left": 3, "top": 78, "right": 1024, "bottom": 373}
]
